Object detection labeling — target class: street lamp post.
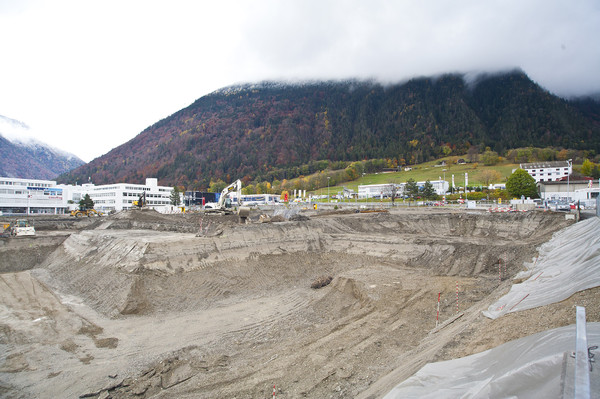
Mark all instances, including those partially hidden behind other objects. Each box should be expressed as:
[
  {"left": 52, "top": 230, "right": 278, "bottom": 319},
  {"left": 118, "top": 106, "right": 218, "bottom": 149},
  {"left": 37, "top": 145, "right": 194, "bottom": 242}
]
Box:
[
  {"left": 442, "top": 169, "right": 447, "bottom": 194},
  {"left": 327, "top": 177, "right": 330, "bottom": 203},
  {"left": 567, "top": 159, "right": 572, "bottom": 204}
]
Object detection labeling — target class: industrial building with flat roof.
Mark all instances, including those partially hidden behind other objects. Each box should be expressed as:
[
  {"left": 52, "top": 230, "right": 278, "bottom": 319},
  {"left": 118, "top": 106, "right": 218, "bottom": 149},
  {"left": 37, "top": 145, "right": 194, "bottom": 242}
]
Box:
[{"left": 0, "top": 177, "right": 173, "bottom": 215}]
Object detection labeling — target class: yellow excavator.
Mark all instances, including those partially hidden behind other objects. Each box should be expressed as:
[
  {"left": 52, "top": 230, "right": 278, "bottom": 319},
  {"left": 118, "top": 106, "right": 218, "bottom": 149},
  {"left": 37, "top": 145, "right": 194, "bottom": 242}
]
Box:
[
  {"left": 133, "top": 192, "right": 147, "bottom": 208},
  {"left": 70, "top": 209, "right": 100, "bottom": 217}
]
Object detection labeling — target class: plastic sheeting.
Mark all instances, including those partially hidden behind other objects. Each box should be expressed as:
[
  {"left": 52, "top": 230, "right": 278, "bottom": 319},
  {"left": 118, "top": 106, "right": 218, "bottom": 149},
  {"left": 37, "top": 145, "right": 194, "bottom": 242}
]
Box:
[
  {"left": 483, "top": 217, "right": 600, "bottom": 320},
  {"left": 383, "top": 323, "right": 600, "bottom": 399}
]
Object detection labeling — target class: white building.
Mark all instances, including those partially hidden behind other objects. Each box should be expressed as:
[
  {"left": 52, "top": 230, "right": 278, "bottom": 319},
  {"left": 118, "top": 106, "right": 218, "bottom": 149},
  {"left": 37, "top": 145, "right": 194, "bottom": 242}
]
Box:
[
  {"left": 0, "top": 176, "right": 173, "bottom": 215},
  {"left": 520, "top": 161, "right": 571, "bottom": 183},
  {"left": 86, "top": 178, "right": 173, "bottom": 212},
  {"left": 538, "top": 179, "right": 599, "bottom": 205},
  {"left": 0, "top": 177, "right": 84, "bottom": 214},
  {"left": 358, "top": 183, "right": 402, "bottom": 199},
  {"left": 426, "top": 180, "right": 450, "bottom": 195},
  {"left": 358, "top": 180, "right": 449, "bottom": 199}
]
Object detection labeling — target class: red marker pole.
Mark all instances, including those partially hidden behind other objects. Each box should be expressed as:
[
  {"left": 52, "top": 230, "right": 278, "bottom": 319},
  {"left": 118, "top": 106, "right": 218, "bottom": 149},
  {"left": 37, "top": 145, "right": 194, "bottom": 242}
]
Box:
[
  {"left": 436, "top": 292, "right": 441, "bottom": 327},
  {"left": 273, "top": 384, "right": 276, "bottom": 398},
  {"left": 456, "top": 282, "right": 459, "bottom": 313}
]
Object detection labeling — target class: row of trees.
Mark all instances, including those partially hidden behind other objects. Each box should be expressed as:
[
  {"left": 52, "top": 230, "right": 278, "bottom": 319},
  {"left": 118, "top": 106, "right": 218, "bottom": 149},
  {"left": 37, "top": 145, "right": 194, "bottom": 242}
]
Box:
[
  {"left": 386, "top": 179, "right": 438, "bottom": 203},
  {"left": 468, "top": 146, "right": 600, "bottom": 167}
]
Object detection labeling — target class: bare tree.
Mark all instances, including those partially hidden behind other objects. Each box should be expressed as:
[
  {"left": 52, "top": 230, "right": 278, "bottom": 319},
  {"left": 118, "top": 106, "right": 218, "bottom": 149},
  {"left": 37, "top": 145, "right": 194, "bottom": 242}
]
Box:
[
  {"left": 480, "top": 170, "right": 502, "bottom": 187},
  {"left": 386, "top": 183, "right": 401, "bottom": 205},
  {"left": 467, "top": 145, "right": 480, "bottom": 163}
]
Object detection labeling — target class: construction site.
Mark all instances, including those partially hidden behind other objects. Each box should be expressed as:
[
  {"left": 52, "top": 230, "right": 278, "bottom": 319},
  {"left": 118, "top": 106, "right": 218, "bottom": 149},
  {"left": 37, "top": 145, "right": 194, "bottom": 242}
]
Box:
[{"left": 1, "top": 206, "right": 599, "bottom": 398}]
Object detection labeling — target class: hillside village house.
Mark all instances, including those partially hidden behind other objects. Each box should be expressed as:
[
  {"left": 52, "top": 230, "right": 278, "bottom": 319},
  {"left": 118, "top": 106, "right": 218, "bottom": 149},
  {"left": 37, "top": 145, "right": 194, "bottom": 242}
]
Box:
[
  {"left": 0, "top": 177, "right": 172, "bottom": 215},
  {"left": 520, "top": 161, "right": 571, "bottom": 182}
]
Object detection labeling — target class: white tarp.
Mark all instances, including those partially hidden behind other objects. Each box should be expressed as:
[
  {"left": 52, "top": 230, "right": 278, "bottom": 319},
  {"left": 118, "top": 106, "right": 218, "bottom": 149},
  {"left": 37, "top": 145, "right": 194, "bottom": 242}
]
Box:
[
  {"left": 383, "top": 323, "right": 600, "bottom": 399},
  {"left": 483, "top": 217, "right": 600, "bottom": 319}
]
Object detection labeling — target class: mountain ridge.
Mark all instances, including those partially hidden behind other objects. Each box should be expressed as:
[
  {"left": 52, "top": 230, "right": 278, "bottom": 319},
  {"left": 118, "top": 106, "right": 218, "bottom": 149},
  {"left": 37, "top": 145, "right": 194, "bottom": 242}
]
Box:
[
  {"left": 0, "top": 115, "right": 85, "bottom": 180},
  {"left": 58, "top": 71, "right": 600, "bottom": 189}
]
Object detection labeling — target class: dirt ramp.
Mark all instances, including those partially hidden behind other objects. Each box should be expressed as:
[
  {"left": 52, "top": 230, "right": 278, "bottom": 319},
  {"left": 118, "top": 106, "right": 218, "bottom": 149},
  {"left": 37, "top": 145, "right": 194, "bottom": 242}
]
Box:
[{"left": 35, "top": 231, "right": 155, "bottom": 317}]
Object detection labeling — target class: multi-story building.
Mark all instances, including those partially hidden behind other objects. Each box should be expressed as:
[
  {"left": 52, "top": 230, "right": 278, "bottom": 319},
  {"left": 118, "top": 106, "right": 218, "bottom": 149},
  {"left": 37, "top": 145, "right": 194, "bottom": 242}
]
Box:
[
  {"left": 0, "top": 176, "right": 173, "bottom": 215},
  {"left": 0, "top": 177, "right": 85, "bottom": 214},
  {"left": 520, "top": 161, "right": 571, "bottom": 183},
  {"left": 85, "top": 178, "right": 173, "bottom": 212}
]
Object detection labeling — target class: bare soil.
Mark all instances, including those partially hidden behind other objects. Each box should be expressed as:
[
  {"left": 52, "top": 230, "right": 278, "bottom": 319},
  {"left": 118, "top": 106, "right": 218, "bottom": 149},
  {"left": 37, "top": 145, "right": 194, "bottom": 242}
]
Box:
[{"left": 0, "top": 208, "right": 592, "bottom": 399}]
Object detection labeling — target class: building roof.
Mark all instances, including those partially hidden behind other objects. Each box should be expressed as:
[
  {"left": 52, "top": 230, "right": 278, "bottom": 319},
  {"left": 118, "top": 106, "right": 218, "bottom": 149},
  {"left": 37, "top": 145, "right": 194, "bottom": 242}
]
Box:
[
  {"left": 537, "top": 180, "right": 592, "bottom": 186},
  {"left": 520, "top": 161, "right": 569, "bottom": 169}
]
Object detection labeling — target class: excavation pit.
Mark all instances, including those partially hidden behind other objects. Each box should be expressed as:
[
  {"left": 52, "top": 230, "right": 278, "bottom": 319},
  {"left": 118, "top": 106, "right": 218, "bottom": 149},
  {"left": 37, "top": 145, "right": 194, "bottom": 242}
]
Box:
[{"left": 0, "top": 209, "right": 584, "bottom": 398}]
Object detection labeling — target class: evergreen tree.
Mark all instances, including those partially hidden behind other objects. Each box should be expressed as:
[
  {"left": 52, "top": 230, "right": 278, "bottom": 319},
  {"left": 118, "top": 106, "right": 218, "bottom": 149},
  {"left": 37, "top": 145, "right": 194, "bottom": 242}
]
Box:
[
  {"left": 421, "top": 180, "right": 437, "bottom": 199},
  {"left": 405, "top": 178, "right": 419, "bottom": 199},
  {"left": 79, "top": 194, "right": 94, "bottom": 210},
  {"left": 506, "top": 169, "right": 538, "bottom": 198},
  {"left": 170, "top": 186, "right": 181, "bottom": 206}
]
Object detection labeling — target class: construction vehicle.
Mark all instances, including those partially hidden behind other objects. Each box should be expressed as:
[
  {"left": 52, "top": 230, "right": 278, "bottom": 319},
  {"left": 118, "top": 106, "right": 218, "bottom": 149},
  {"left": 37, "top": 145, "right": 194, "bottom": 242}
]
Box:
[
  {"left": 2, "top": 219, "right": 36, "bottom": 237},
  {"left": 205, "top": 179, "right": 251, "bottom": 221},
  {"left": 133, "top": 192, "right": 147, "bottom": 208},
  {"left": 70, "top": 209, "right": 101, "bottom": 217}
]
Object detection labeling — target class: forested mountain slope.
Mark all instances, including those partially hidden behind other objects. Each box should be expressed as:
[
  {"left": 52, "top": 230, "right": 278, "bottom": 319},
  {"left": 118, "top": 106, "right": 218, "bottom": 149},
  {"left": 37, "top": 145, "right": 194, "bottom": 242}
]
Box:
[{"left": 58, "top": 70, "right": 600, "bottom": 188}]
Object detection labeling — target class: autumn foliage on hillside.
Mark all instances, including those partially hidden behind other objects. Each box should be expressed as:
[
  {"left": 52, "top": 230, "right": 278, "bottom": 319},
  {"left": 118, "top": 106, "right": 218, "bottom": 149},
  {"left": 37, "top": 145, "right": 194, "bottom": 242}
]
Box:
[{"left": 58, "top": 71, "right": 600, "bottom": 189}]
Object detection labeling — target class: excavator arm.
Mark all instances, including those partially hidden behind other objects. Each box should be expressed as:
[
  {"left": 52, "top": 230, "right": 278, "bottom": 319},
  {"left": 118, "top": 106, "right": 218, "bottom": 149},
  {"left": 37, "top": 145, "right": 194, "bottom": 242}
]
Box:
[{"left": 217, "top": 179, "right": 242, "bottom": 209}]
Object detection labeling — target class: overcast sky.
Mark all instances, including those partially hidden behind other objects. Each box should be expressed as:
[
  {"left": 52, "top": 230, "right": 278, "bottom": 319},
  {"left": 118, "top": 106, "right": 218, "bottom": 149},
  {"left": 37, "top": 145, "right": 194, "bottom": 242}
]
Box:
[{"left": 1, "top": 0, "right": 599, "bottom": 162}]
